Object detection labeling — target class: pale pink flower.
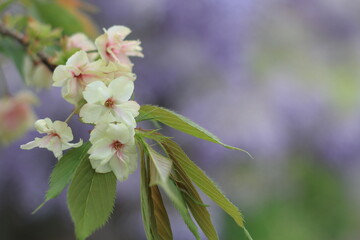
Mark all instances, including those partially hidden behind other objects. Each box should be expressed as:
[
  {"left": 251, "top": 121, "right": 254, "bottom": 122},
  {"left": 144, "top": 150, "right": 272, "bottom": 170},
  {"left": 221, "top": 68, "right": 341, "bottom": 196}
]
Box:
[
  {"left": 0, "top": 91, "right": 38, "bottom": 145},
  {"left": 88, "top": 123, "right": 137, "bottom": 181},
  {"left": 66, "top": 33, "right": 98, "bottom": 60},
  {"left": 95, "top": 25, "right": 143, "bottom": 66},
  {"left": 20, "top": 118, "right": 83, "bottom": 159},
  {"left": 53, "top": 50, "right": 107, "bottom": 105}
]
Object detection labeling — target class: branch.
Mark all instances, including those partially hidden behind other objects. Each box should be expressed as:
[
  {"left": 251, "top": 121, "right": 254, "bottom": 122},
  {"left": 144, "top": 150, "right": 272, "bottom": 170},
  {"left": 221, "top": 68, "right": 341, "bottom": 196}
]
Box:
[{"left": 0, "top": 23, "right": 56, "bottom": 72}]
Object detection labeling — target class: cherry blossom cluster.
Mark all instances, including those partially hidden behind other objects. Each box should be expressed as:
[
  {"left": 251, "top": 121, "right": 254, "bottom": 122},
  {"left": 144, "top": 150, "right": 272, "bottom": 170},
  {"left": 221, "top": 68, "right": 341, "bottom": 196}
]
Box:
[{"left": 21, "top": 26, "right": 143, "bottom": 181}]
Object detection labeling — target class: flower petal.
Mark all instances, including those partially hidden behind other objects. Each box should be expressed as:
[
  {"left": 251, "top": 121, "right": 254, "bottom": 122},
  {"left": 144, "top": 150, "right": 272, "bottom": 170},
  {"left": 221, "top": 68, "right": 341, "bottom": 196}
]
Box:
[
  {"left": 88, "top": 138, "right": 114, "bottom": 160},
  {"left": 52, "top": 65, "right": 72, "bottom": 87},
  {"left": 89, "top": 123, "right": 108, "bottom": 143},
  {"left": 95, "top": 33, "right": 110, "bottom": 63},
  {"left": 107, "top": 25, "right": 131, "bottom": 41},
  {"left": 106, "top": 123, "right": 133, "bottom": 143},
  {"left": 108, "top": 77, "right": 134, "bottom": 102},
  {"left": 66, "top": 50, "right": 89, "bottom": 67},
  {"left": 53, "top": 121, "right": 73, "bottom": 142},
  {"left": 62, "top": 138, "right": 83, "bottom": 150},
  {"left": 91, "top": 159, "right": 112, "bottom": 173},
  {"left": 117, "top": 100, "right": 140, "bottom": 117},
  {"left": 83, "top": 81, "right": 111, "bottom": 104},
  {"left": 79, "top": 103, "right": 108, "bottom": 124},
  {"left": 112, "top": 107, "right": 136, "bottom": 127},
  {"left": 20, "top": 139, "right": 40, "bottom": 150},
  {"left": 34, "top": 118, "right": 53, "bottom": 133},
  {"left": 109, "top": 155, "right": 129, "bottom": 181}
]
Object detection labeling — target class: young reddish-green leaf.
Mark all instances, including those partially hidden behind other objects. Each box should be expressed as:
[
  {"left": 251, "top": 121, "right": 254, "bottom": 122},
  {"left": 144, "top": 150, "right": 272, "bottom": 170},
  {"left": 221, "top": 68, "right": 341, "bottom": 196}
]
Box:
[
  {"left": 139, "top": 105, "right": 251, "bottom": 157},
  {"left": 67, "top": 155, "right": 117, "bottom": 240},
  {"left": 33, "top": 142, "right": 91, "bottom": 213},
  {"left": 140, "top": 150, "right": 159, "bottom": 240},
  {"left": 145, "top": 144, "right": 200, "bottom": 240},
  {"left": 162, "top": 138, "right": 245, "bottom": 228},
  {"left": 172, "top": 158, "right": 219, "bottom": 240},
  {"left": 151, "top": 185, "right": 173, "bottom": 240}
]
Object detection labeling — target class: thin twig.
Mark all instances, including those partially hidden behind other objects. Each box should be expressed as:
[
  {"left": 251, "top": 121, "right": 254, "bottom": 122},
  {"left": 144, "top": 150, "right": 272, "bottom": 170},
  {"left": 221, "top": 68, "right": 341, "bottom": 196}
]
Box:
[{"left": 0, "top": 22, "right": 56, "bottom": 72}]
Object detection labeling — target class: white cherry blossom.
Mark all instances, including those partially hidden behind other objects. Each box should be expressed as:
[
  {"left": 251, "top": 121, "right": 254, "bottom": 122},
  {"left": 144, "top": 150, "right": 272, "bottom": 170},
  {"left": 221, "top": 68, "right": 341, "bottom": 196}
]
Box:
[
  {"left": 53, "top": 50, "right": 106, "bottom": 105},
  {"left": 79, "top": 77, "right": 140, "bottom": 126},
  {"left": 95, "top": 25, "right": 143, "bottom": 66},
  {"left": 20, "top": 118, "right": 83, "bottom": 159},
  {"left": 88, "top": 123, "right": 137, "bottom": 181}
]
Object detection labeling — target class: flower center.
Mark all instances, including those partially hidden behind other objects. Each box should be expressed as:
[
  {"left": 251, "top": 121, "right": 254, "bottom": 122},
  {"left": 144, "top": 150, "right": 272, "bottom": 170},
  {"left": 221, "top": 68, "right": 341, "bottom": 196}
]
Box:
[
  {"left": 104, "top": 98, "right": 115, "bottom": 108},
  {"left": 50, "top": 132, "right": 60, "bottom": 138},
  {"left": 111, "top": 140, "right": 123, "bottom": 151}
]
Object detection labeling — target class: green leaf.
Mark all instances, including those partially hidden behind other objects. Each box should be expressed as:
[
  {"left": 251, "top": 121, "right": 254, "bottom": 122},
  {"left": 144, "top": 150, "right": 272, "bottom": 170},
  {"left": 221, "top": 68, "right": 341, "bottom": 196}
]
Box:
[
  {"left": 0, "top": 37, "right": 26, "bottom": 78},
  {"left": 33, "top": 142, "right": 91, "bottom": 213},
  {"left": 135, "top": 130, "right": 171, "bottom": 144},
  {"left": 172, "top": 158, "right": 219, "bottom": 240},
  {"left": 67, "top": 155, "right": 117, "bottom": 240},
  {"left": 31, "top": 0, "right": 84, "bottom": 35},
  {"left": 146, "top": 145, "right": 200, "bottom": 240},
  {"left": 139, "top": 105, "right": 251, "bottom": 157},
  {"left": 162, "top": 138, "right": 245, "bottom": 228}
]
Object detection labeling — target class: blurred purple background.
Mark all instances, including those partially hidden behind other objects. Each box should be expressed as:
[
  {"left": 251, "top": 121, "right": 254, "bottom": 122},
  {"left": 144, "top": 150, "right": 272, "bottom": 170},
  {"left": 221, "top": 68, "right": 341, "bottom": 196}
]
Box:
[{"left": 1, "top": 0, "right": 360, "bottom": 239}]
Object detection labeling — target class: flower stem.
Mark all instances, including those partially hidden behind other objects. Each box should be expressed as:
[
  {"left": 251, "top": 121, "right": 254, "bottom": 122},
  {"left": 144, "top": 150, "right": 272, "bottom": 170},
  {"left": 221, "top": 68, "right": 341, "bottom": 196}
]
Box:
[
  {"left": 65, "top": 109, "right": 77, "bottom": 123},
  {"left": 0, "top": 23, "right": 56, "bottom": 72},
  {"left": 86, "top": 49, "right": 98, "bottom": 53}
]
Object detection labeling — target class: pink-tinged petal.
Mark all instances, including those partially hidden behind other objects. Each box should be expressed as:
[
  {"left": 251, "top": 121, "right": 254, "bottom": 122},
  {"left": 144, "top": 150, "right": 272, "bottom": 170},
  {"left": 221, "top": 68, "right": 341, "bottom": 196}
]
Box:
[
  {"left": 83, "top": 81, "right": 111, "bottom": 104},
  {"left": 95, "top": 34, "right": 110, "bottom": 63},
  {"left": 61, "top": 77, "right": 81, "bottom": 105},
  {"left": 108, "top": 77, "right": 134, "bottom": 102},
  {"left": 66, "top": 33, "right": 97, "bottom": 60},
  {"left": 79, "top": 104, "right": 108, "bottom": 124},
  {"left": 66, "top": 50, "right": 89, "bottom": 67},
  {"left": 52, "top": 139, "right": 63, "bottom": 159},
  {"left": 122, "top": 40, "right": 144, "bottom": 57},
  {"left": 114, "top": 54, "right": 132, "bottom": 66}
]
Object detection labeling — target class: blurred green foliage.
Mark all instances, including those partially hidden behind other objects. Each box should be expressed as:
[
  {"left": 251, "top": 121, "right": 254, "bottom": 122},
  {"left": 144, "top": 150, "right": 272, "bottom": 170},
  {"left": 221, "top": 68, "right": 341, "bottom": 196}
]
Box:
[{"left": 221, "top": 157, "right": 358, "bottom": 240}]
